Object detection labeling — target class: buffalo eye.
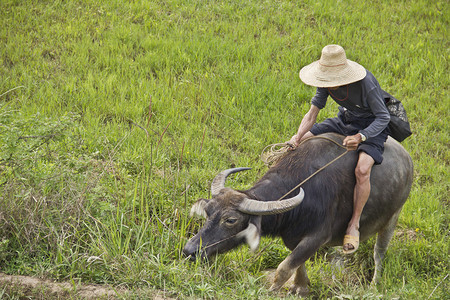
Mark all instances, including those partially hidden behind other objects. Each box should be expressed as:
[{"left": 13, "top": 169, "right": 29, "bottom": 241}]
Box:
[{"left": 224, "top": 217, "right": 238, "bottom": 227}]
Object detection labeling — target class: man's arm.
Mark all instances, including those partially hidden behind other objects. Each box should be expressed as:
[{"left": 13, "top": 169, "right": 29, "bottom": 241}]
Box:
[
  {"left": 343, "top": 88, "right": 390, "bottom": 150},
  {"left": 359, "top": 91, "right": 390, "bottom": 139},
  {"left": 288, "top": 104, "right": 320, "bottom": 147}
]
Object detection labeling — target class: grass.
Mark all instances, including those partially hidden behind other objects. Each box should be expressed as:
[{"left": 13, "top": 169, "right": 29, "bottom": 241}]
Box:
[{"left": 1, "top": 0, "right": 449, "bottom": 298}]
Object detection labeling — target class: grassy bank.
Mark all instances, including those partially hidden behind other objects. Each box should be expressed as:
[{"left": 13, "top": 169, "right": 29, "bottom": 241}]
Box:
[{"left": 1, "top": 0, "right": 448, "bottom": 298}]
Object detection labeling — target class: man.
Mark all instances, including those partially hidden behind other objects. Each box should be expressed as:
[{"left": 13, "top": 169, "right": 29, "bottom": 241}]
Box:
[{"left": 288, "top": 44, "right": 390, "bottom": 254}]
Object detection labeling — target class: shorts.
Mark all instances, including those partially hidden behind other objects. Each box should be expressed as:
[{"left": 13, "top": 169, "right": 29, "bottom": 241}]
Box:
[{"left": 310, "top": 111, "right": 389, "bottom": 164}]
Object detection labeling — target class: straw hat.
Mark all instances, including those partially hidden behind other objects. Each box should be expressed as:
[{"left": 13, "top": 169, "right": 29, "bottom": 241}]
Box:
[{"left": 299, "top": 45, "right": 367, "bottom": 87}]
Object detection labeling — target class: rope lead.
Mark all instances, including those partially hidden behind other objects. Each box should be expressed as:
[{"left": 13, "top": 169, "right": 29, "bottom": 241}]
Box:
[
  {"left": 261, "top": 136, "right": 348, "bottom": 167},
  {"left": 260, "top": 136, "right": 350, "bottom": 201}
]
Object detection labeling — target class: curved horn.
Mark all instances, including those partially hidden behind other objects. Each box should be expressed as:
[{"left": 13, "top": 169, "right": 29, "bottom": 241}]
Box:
[
  {"left": 238, "top": 188, "right": 305, "bottom": 215},
  {"left": 210, "top": 167, "right": 251, "bottom": 197}
]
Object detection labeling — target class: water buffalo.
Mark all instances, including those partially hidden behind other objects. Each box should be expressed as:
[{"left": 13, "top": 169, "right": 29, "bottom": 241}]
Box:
[{"left": 183, "top": 133, "right": 413, "bottom": 295}]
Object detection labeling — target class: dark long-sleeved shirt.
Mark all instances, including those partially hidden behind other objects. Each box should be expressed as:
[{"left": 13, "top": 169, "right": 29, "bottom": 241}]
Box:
[{"left": 311, "top": 70, "right": 390, "bottom": 138}]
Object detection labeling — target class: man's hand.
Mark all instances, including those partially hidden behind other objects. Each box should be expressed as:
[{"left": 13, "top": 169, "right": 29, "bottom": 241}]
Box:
[
  {"left": 343, "top": 134, "right": 363, "bottom": 151},
  {"left": 286, "top": 135, "right": 300, "bottom": 150}
]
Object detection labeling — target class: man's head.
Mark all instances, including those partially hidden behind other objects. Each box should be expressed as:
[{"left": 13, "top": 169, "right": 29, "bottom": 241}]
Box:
[{"left": 299, "top": 44, "right": 366, "bottom": 88}]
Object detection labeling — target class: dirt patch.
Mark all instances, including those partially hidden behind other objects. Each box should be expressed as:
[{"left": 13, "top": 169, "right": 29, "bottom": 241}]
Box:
[
  {"left": 0, "top": 273, "right": 175, "bottom": 299},
  {"left": 395, "top": 228, "right": 420, "bottom": 241},
  {"left": 0, "top": 272, "right": 123, "bottom": 299}
]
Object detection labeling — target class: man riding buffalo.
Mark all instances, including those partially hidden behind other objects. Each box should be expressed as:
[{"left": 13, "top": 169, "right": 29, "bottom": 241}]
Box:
[
  {"left": 288, "top": 44, "right": 390, "bottom": 254},
  {"left": 184, "top": 44, "right": 413, "bottom": 295}
]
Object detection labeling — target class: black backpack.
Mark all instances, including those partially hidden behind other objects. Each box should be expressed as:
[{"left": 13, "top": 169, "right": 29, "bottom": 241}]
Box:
[{"left": 382, "top": 90, "right": 412, "bottom": 142}]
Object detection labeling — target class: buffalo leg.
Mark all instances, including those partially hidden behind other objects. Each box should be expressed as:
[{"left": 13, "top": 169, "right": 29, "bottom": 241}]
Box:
[
  {"left": 270, "top": 235, "right": 327, "bottom": 292},
  {"left": 289, "top": 263, "right": 310, "bottom": 296},
  {"left": 269, "top": 257, "right": 296, "bottom": 291},
  {"left": 372, "top": 209, "right": 401, "bottom": 285}
]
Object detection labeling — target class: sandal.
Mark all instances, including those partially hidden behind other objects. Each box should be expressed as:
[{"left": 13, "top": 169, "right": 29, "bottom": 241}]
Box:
[{"left": 342, "top": 234, "right": 359, "bottom": 254}]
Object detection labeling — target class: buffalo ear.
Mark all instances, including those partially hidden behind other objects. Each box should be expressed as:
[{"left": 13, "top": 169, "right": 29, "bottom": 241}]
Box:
[
  {"left": 237, "top": 216, "right": 262, "bottom": 252},
  {"left": 249, "top": 216, "right": 262, "bottom": 252},
  {"left": 189, "top": 198, "right": 209, "bottom": 219}
]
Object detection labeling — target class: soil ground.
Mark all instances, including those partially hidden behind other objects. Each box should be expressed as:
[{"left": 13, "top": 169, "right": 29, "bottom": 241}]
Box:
[{"left": 0, "top": 273, "right": 175, "bottom": 299}]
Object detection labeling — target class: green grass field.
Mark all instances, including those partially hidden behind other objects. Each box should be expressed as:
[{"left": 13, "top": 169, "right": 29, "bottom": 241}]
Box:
[{"left": 1, "top": 0, "right": 448, "bottom": 298}]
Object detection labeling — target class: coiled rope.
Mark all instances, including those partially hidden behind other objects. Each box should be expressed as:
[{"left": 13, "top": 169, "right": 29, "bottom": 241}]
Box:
[
  {"left": 261, "top": 136, "right": 348, "bottom": 167},
  {"left": 260, "top": 143, "right": 292, "bottom": 167},
  {"left": 261, "top": 136, "right": 350, "bottom": 201}
]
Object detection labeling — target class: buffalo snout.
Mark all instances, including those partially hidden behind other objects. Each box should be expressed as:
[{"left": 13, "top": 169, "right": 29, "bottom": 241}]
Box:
[
  {"left": 182, "top": 244, "right": 197, "bottom": 261},
  {"left": 183, "top": 236, "right": 207, "bottom": 261}
]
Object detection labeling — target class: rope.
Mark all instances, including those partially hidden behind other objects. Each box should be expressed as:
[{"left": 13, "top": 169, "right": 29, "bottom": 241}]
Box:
[
  {"left": 261, "top": 136, "right": 349, "bottom": 201},
  {"left": 274, "top": 149, "right": 349, "bottom": 201},
  {"left": 198, "top": 137, "right": 350, "bottom": 253},
  {"left": 260, "top": 143, "right": 291, "bottom": 167},
  {"left": 261, "top": 136, "right": 347, "bottom": 167}
]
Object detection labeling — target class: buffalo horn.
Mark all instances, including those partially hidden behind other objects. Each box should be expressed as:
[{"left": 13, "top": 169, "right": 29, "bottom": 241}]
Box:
[
  {"left": 210, "top": 167, "right": 251, "bottom": 197},
  {"left": 238, "top": 188, "right": 305, "bottom": 215}
]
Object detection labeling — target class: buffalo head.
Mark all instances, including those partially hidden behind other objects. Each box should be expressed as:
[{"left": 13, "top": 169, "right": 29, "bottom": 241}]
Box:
[{"left": 183, "top": 168, "right": 304, "bottom": 260}]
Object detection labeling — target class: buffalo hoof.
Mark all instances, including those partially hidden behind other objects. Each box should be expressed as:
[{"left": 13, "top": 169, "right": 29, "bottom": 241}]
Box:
[{"left": 288, "top": 284, "right": 309, "bottom": 297}]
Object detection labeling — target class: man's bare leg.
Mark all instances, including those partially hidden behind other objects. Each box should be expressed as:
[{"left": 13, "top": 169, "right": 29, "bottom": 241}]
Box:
[{"left": 343, "top": 151, "right": 375, "bottom": 253}]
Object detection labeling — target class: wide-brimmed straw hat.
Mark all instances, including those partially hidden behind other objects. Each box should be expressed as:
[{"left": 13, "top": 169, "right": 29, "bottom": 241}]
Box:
[{"left": 299, "top": 45, "right": 367, "bottom": 87}]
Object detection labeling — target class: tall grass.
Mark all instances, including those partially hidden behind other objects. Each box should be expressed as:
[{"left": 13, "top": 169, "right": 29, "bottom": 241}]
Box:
[{"left": 1, "top": 0, "right": 448, "bottom": 298}]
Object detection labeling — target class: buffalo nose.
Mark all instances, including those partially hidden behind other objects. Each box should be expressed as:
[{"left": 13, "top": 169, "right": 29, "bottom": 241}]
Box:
[{"left": 183, "top": 246, "right": 197, "bottom": 261}]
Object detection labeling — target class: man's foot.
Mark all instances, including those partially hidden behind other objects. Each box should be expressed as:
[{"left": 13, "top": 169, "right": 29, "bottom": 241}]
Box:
[{"left": 343, "top": 232, "right": 360, "bottom": 254}]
